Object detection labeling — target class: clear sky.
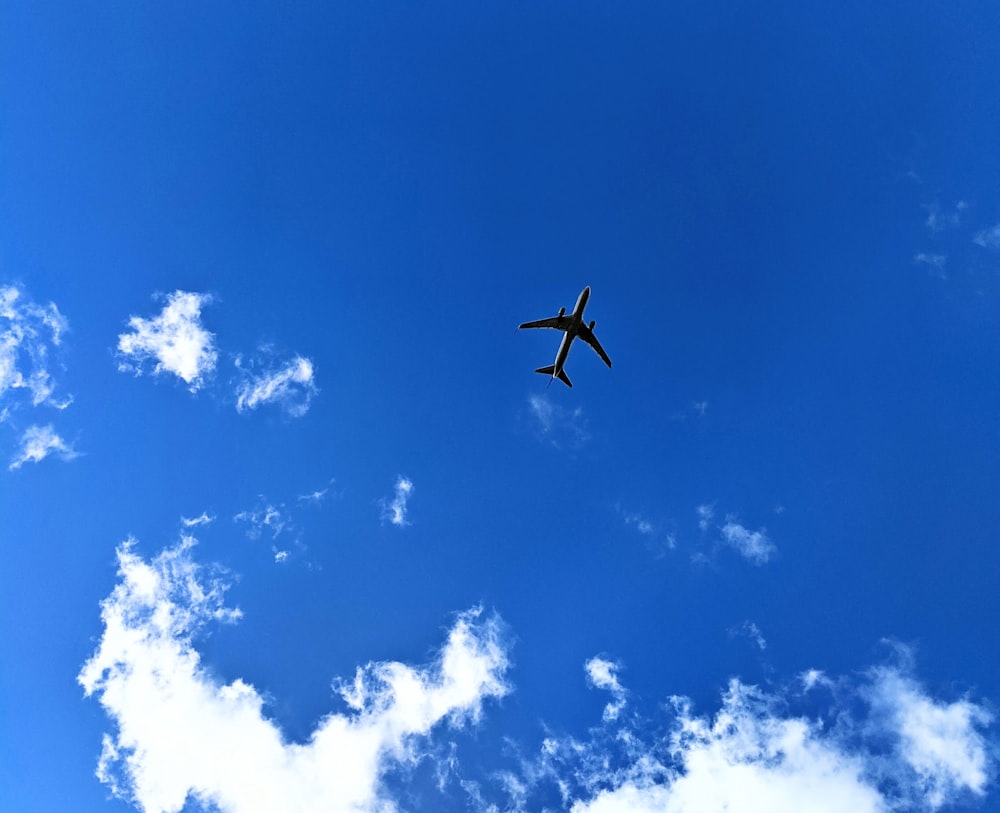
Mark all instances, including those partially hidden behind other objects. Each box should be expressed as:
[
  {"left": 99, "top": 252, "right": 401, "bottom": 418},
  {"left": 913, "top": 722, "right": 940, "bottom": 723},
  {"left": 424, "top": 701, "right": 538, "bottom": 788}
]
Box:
[{"left": 2, "top": 3, "right": 999, "bottom": 812}]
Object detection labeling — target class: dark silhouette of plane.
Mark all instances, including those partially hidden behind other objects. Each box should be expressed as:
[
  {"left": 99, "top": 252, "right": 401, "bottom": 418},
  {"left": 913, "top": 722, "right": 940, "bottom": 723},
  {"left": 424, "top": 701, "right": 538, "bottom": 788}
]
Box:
[{"left": 518, "top": 286, "right": 611, "bottom": 388}]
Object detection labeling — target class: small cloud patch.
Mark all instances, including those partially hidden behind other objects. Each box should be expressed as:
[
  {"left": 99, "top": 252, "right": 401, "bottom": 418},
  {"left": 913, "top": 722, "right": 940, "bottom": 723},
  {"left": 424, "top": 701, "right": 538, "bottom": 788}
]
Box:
[
  {"left": 9, "top": 424, "right": 78, "bottom": 470},
  {"left": 235, "top": 352, "right": 317, "bottom": 417},
  {"left": 117, "top": 291, "right": 217, "bottom": 392},
  {"left": 381, "top": 476, "right": 414, "bottom": 527}
]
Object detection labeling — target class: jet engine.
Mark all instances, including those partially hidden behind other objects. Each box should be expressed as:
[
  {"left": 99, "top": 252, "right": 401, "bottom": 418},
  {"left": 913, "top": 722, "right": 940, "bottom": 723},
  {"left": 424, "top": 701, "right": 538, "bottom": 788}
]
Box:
[
  {"left": 558, "top": 307, "right": 566, "bottom": 317},
  {"left": 589, "top": 320, "right": 596, "bottom": 330}
]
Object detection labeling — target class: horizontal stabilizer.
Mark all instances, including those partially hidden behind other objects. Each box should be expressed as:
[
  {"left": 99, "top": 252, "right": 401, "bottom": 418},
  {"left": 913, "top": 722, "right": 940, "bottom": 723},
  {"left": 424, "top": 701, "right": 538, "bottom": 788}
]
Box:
[{"left": 535, "top": 365, "right": 572, "bottom": 388}]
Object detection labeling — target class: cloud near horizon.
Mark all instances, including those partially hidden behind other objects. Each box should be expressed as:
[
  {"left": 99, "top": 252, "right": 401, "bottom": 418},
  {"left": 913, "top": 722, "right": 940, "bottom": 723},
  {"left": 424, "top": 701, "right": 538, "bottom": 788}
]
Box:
[
  {"left": 79, "top": 537, "right": 510, "bottom": 813},
  {"left": 79, "top": 539, "right": 995, "bottom": 813},
  {"left": 117, "top": 291, "right": 217, "bottom": 391},
  {"left": 548, "top": 671, "right": 992, "bottom": 813}
]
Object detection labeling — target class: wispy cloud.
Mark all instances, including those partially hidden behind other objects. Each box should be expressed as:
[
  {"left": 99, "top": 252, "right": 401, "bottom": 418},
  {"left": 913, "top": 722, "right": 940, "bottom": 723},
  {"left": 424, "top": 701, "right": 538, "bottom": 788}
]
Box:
[
  {"left": 924, "top": 200, "right": 967, "bottom": 233},
  {"left": 298, "top": 479, "right": 335, "bottom": 506},
  {"left": 729, "top": 620, "right": 767, "bottom": 651},
  {"left": 696, "top": 503, "right": 715, "bottom": 531},
  {"left": 77, "top": 542, "right": 995, "bottom": 813},
  {"left": 79, "top": 538, "right": 510, "bottom": 813},
  {"left": 181, "top": 512, "right": 215, "bottom": 528},
  {"left": 381, "top": 476, "right": 414, "bottom": 526},
  {"left": 585, "top": 657, "right": 628, "bottom": 722},
  {"left": 914, "top": 253, "right": 948, "bottom": 279},
  {"left": 234, "top": 498, "right": 288, "bottom": 540},
  {"left": 973, "top": 222, "right": 1000, "bottom": 250},
  {"left": 617, "top": 505, "right": 676, "bottom": 557},
  {"left": 0, "top": 284, "right": 71, "bottom": 410},
  {"left": 527, "top": 655, "right": 993, "bottom": 813},
  {"left": 720, "top": 519, "right": 776, "bottom": 565},
  {"left": 8, "top": 424, "right": 78, "bottom": 470},
  {"left": 117, "top": 291, "right": 217, "bottom": 392},
  {"left": 526, "top": 394, "right": 590, "bottom": 450},
  {"left": 235, "top": 352, "right": 318, "bottom": 417}
]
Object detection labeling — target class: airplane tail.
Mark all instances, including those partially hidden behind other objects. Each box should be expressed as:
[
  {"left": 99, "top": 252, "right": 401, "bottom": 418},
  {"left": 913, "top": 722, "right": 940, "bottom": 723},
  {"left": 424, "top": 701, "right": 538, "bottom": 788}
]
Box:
[{"left": 535, "top": 365, "right": 572, "bottom": 388}]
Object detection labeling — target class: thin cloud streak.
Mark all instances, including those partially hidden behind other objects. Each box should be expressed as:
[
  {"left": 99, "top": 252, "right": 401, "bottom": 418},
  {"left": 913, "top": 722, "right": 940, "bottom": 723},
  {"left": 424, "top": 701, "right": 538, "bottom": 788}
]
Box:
[
  {"left": 235, "top": 353, "right": 318, "bottom": 417},
  {"left": 117, "top": 291, "right": 217, "bottom": 391}
]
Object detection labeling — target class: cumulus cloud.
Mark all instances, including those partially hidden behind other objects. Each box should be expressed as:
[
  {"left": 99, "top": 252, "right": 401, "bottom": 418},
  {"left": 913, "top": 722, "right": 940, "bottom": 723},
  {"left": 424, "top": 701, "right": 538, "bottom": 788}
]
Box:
[
  {"left": 235, "top": 353, "right": 318, "bottom": 417},
  {"left": 526, "top": 395, "right": 590, "bottom": 450},
  {"left": 585, "top": 658, "right": 628, "bottom": 722},
  {"left": 117, "top": 291, "right": 217, "bottom": 391},
  {"left": 8, "top": 423, "right": 78, "bottom": 470},
  {"left": 865, "top": 667, "right": 993, "bottom": 809},
  {"left": 381, "top": 476, "right": 414, "bottom": 527},
  {"left": 0, "top": 284, "right": 71, "bottom": 410},
  {"left": 79, "top": 538, "right": 510, "bottom": 813},
  {"left": 528, "top": 661, "right": 994, "bottom": 813},
  {"left": 720, "top": 519, "right": 775, "bottom": 565}
]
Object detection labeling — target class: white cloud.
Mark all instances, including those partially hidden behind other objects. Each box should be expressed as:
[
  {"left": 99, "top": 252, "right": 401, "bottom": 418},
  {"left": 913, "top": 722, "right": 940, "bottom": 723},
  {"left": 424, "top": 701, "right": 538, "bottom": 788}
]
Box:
[
  {"left": 696, "top": 503, "right": 715, "bottom": 532},
  {"left": 298, "top": 482, "right": 333, "bottom": 506},
  {"left": 235, "top": 353, "right": 318, "bottom": 417},
  {"left": 973, "top": 222, "right": 1000, "bottom": 250},
  {"left": 0, "top": 284, "right": 70, "bottom": 410},
  {"left": 79, "top": 538, "right": 510, "bottom": 813},
  {"left": 913, "top": 253, "right": 947, "bottom": 278},
  {"left": 622, "top": 512, "right": 655, "bottom": 538},
  {"left": 8, "top": 423, "right": 78, "bottom": 470},
  {"left": 720, "top": 519, "right": 775, "bottom": 565},
  {"left": 618, "top": 506, "right": 675, "bottom": 557},
  {"left": 181, "top": 512, "right": 215, "bottom": 528},
  {"left": 585, "top": 657, "right": 627, "bottom": 722},
  {"left": 526, "top": 395, "right": 590, "bottom": 450},
  {"left": 117, "top": 291, "right": 217, "bottom": 391},
  {"left": 865, "top": 668, "right": 993, "bottom": 808},
  {"left": 551, "top": 665, "right": 993, "bottom": 813},
  {"left": 729, "top": 620, "right": 767, "bottom": 651},
  {"left": 234, "top": 499, "right": 288, "bottom": 540},
  {"left": 924, "top": 201, "right": 966, "bottom": 233},
  {"left": 381, "top": 476, "right": 414, "bottom": 527}
]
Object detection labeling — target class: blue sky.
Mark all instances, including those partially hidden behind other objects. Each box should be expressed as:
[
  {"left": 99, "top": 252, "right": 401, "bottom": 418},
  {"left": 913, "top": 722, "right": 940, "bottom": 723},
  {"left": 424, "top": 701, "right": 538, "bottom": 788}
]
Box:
[{"left": 2, "top": 2, "right": 999, "bottom": 811}]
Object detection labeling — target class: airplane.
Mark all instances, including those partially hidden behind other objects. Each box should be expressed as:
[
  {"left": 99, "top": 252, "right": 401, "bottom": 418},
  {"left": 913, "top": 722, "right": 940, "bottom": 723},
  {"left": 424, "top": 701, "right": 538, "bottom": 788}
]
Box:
[{"left": 518, "top": 286, "right": 611, "bottom": 388}]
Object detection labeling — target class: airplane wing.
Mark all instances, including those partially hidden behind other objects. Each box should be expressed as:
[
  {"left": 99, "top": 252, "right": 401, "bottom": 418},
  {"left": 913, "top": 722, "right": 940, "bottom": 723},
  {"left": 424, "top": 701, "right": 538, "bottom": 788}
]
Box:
[
  {"left": 578, "top": 325, "right": 612, "bottom": 368},
  {"left": 518, "top": 315, "right": 572, "bottom": 331}
]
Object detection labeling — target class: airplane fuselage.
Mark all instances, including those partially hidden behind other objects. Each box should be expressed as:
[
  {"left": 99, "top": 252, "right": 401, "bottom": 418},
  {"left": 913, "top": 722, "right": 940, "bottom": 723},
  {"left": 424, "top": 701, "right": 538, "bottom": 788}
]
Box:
[
  {"left": 518, "top": 285, "right": 609, "bottom": 388},
  {"left": 552, "top": 286, "right": 590, "bottom": 378}
]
